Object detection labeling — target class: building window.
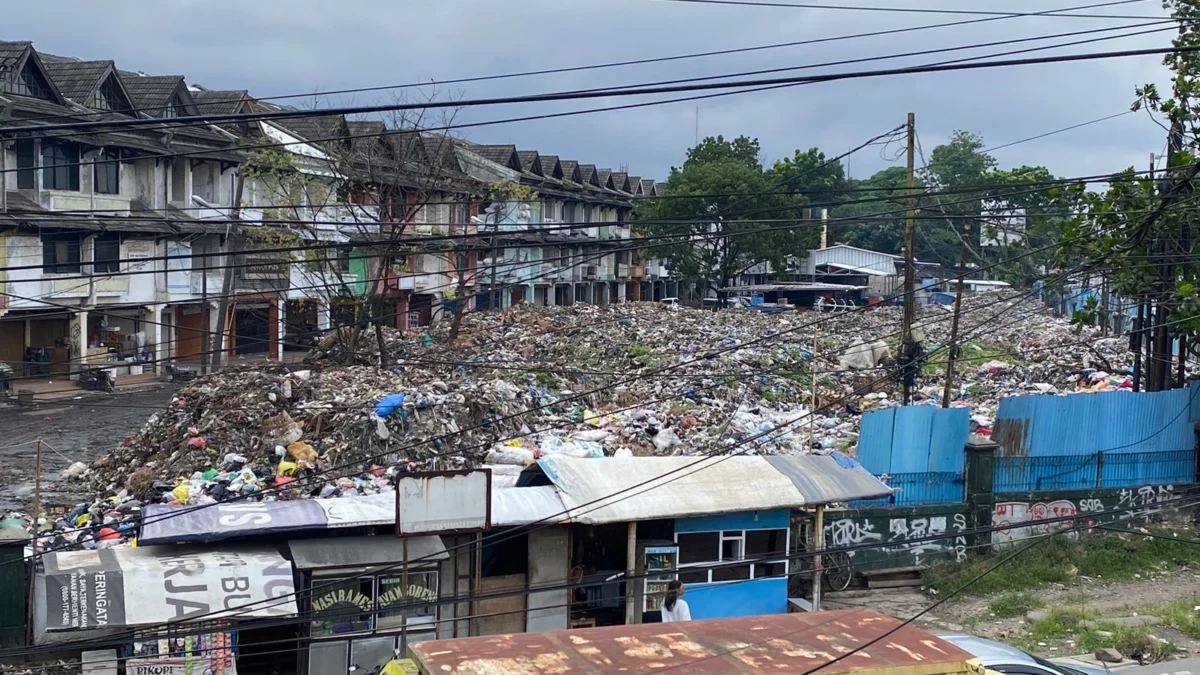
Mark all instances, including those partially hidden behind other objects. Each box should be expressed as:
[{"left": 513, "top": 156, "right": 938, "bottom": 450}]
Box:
[
  {"left": 676, "top": 527, "right": 788, "bottom": 584},
  {"left": 86, "top": 77, "right": 125, "bottom": 112},
  {"left": 171, "top": 159, "right": 187, "bottom": 202},
  {"left": 93, "top": 233, "right": 120, "bottom": 274},
  {"left": 94, "top": 148, "right": 120, "bottom": 194},
  {"left": 42, "top": 233, "right": 82, "bottom": 274},
  {"left": 15, "top": 139, "right": 35, "bottom": 190},
  {"left": 1, "top": 64, "right": 52, "bottom": 100},
  {"left": 41, "top": 142, "right": 80, "bottom": 191}
]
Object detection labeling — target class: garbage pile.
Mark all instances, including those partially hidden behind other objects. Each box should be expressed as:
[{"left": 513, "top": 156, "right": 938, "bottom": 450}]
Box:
[{"left": 34, "top": 294, "right": 1156, "bottom": 549}]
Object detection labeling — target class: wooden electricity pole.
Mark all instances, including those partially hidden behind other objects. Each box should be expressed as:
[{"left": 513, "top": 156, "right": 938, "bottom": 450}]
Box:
[
  {"left": 210, "top": 177, "right": 244, "bottom": 371},
  {"left": 942, "top": 224, "right": 971, "bottom": 408},
  {"left": 901, "top": 112, "right": 917, "bottom": 406}
]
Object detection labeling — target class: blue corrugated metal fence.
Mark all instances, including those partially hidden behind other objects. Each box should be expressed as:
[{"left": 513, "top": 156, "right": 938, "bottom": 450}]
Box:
[{"left": 854, "top": 406, "right": 969, "bottom": 505}]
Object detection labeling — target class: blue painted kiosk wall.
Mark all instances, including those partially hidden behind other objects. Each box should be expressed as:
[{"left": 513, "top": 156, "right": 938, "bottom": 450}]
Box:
[{"left": 673, "top": 509, "right": 790, "bottom": 620}]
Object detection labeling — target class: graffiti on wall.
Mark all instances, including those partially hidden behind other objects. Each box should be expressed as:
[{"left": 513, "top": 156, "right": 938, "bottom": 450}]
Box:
[
  {"left": 992, "top": 484, "right": 1175, "bottom": 545},
  {"left": 825, "top": 512, "right": 968, "bottom": 566}
]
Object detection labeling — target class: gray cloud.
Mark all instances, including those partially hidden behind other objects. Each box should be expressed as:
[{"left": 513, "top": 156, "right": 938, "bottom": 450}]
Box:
[{"left": 6, "top": 0, "right": 1176, "bottom": 182}]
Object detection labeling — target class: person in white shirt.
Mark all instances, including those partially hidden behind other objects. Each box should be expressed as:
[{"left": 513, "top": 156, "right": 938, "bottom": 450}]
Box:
[{"left": 660, "top": 580, "right": 691, "bottom": 623}]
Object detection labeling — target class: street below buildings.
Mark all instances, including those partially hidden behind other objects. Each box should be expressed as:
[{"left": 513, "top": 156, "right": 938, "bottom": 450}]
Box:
[{"left": 0, "top": 384, "right": 176, "bottom": 513}]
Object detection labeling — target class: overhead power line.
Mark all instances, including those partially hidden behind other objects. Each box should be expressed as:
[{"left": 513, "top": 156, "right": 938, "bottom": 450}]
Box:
[
  {"left": 3, "top": 45, "right": 1196, "bottom": 136},
  {"left": 15, "top": 0, "right": 1153, "bottom": 127},
  {"left": 651, "top": 0, "right": 1172, "bottom": 19}
]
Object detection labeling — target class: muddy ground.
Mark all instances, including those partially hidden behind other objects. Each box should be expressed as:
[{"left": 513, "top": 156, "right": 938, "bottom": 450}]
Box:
[
  {"left": 827, "top": 570, "right": 1200, "bottom": 657},
  {"left": 0, "top": 384, "right": 177, "bottom": 513}
]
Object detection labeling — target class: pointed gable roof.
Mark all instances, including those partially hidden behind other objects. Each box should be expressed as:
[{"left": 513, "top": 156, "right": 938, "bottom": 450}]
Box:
[
  {"left": 539, "top": 154, "right": 563, "bottom": 181},
  {"left": 0, "top": 41, "right": 67, "bottom": 105},
  {"left": 611, "top": 172, "right": 632, "bottom": 193},
  {"left": 559, "top": 160, "right": 582, "bottom": 185},
  {"left": 191, "top": 89, "right": 251, "bottom": 115},
  {"left": 628, "top": 176, "right": 642, "bottom": 195},
  {"left": 119, "top": 73, "right": 197, "bottom": 116},
  {"left": 472, "top": 144, "right": 522, "bottom": 172},
  {"left": 516, "top": 150, "right": 545, "bottom": 177},
  {"left": 579, "top": 164, "right": 601, "bottom": 188},
  {"left": 597, "top": 168, "right": 615, "bottom": 191},
  {"left": 641, "top": 179, "right": 658, "bottom": 196}
]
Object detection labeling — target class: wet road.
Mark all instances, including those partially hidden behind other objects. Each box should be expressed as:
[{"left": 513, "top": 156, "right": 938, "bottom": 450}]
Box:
[{"left": 0, "top": 384, "right": 177, "bottom": 513}]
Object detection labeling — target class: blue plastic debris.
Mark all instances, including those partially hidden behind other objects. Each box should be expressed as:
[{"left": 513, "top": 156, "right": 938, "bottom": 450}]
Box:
[{"left": 375, "top": 392, "right": 407, "bottom": 417}]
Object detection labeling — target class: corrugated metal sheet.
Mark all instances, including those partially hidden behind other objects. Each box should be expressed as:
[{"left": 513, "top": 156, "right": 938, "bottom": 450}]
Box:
[
  {"left": 288, "top": 535, "right": 448, "bottom": 570},
  {"left": 995, "top": 450, "right": 1194, "bottom": 492},
  {"left": 852, "top": 471, "right": 964, "bottom": 507},
  {"left": 765, "top": 454, "right": 893, "bottom": 504},
  {"left": 803, "top": 245, "right": 898, "bottom": 277},
  {"left": 409, "top": 609, "right": 985, "bottom": 675},
  {"left": 857, "top": 407, "right": 969, "bottom": 474},
  {"left": 491, "top": 486, "right": 566, "bottom": 526},
  {"left": 993, "top": 384, "right": 1200, "bottom": 458},
  {"left": 536, "top": 456, "right": 807, "bottom": 524}
]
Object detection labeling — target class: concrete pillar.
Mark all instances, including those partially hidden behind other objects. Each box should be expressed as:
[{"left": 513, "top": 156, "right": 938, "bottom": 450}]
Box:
[
  {"left": 69, "top": 309, "right": 88, "bottom": 380},
  {"left": 617, "top": 283, "right": 626, "bottom": 304},
  {"left": 397, "top": 295, "right": 410, "bottom": 331},
  {"left": 148, "top": 303, "right": 164, "bottom": 372},
  {"left": 317, "top": 302, "right": 332, "bottom": 331},
  {"left": 276, "top": 296, "right": 286, "bottom": 360}
]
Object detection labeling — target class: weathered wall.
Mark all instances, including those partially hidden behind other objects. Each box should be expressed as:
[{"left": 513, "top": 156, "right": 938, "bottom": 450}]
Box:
[
  {"left": 992, "top": 483, "right": 1183, "bottom": 545},
  {"left": 823, "top": 505, "right": 972, "bottom": 571},
  {"left": 526, "top": 528, "right": 569, "bottom": 632}
]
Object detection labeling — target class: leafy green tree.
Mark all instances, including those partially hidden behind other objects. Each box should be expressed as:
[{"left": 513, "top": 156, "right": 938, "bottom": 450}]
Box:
[{"left": 634, "top": 135, "right": 814, "bottom": 302}]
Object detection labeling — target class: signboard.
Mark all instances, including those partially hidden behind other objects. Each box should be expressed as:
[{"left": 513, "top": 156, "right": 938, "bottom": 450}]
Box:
[
  {"left": 141, "top": 493, "right": 396, "bottom": 545},
  {"left": 396, "top": 470, "right": 492, "bottom": 535},
  {"left": 126, "top": 657, "right": 238, "bottom": 675},
  {"left": 41, "top": 546, "right": 297, "bottom": 631}
]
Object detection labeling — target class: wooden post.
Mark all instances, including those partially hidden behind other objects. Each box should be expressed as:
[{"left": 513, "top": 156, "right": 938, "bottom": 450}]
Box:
[
  {"left": 901, "top": 112, "right": 916, "bottom": 406},
  {"left": 942, "top": 224, "right": 970, "bottom": 408},
  {"left": 809, "top": 319, "right": 818, "bottom": 449},
  {"left": 625, "top": 521, "right": 638, "bottom": 625},
  {"left": 211, "top": 177, "right": 244, "bottom": 370},
  {"left": 812, "top": 505, "right": 825, "bottom": 612},
  {"left": 472, "top": 532, "right": 482, "bottom": 636}
]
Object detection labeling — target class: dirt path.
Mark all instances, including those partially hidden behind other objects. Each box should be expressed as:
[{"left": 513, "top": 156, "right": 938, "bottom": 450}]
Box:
[{"left": 0, "top": 384, "right": 177, "bottom": 513}]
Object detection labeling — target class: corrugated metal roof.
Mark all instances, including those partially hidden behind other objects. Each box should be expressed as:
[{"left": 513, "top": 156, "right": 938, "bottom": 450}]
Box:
[
  {"left": 536, "top": 456, "right": 806, "bottom": 524},
  {"left": 409, "top": 609, "right": 984, "bottom": 675},
  {"left": 765, "top": 453, "right": 893, "bottom": 504},
  {"left": 491, "top": 486, "right": 566, "bottom": 526},
  {"left": 288, "top": 535, "right": 447, "bottom": 570},
  {"left": 803, "top": 245, "right": 898, "bottom": 277},
  {"left": 722, "top": 283, "right": 866, "bottom": 292}
]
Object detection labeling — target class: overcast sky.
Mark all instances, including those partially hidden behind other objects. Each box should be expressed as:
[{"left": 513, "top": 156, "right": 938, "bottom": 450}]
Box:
[{"left": 7, "top": 0, "right": 1178, "bottom": 183}]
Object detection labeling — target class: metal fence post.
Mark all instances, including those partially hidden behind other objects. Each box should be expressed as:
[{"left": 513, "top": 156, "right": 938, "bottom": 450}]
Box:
[{"left": 1095, "top": 451, "right": 1104, "bottom": 489}]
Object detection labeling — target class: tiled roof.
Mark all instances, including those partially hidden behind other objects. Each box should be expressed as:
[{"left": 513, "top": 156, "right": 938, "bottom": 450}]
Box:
[
  {"left": 0, "top": 41, "right": 30, "bottom": 68},
  {"left": 539, "top": 154, "right": 562, "bottom": 179},
  {"left": 579, "top": 164, "right": 599, "bottom": 187},
  {"left": 120, "top": 74, "right": 185, "bottom": 109},
  {"left": 641, "top": 179, "right": 656, "bottom": 195},
  {"left": 559, "top": 160, "right": 581, "bottom": 183},
  {"left": 191, "top": 89, "right": 248, "bottom": 115},
  {"left": 42, "top": 58, "right": 111, "bottom": 102},
  {"left": 517, "top": 150, "right": 541, "bottom": 175},
  {"left": 597, "top": 168, "right": 613, "bottom": 189},
  {"left": 472, "top": 144, "right": 518, "bottom": 169},
  {"left": 628, "top": 176, "right": 642, "bottom": 194},
  {"left": 273, "top": 115, "right": 348, "bottom": 145},
  {"left": 612, "top": 172, "right": 631, "bottom": 193}
]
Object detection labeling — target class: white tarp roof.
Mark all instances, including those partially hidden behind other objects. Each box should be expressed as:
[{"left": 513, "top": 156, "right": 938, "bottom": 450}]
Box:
[
  {"left": 491, "top": 486, "right": 566, "bottom": 526},
  {"left": 536, "top": 456, "right": 807, "bottom": 525}
]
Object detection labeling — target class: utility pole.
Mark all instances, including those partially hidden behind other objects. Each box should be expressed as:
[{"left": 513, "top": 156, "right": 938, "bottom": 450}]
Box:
[
  {"left": 210, "top": 177, "right": 244, "bottom": 371},
  {"left": 901, "top": 112, "right": 917, "bottom": 406},
  {"left": 1153, "top": 125, "right": 1183, "bottom": 390},
  {"left": 32, "top": 438, "right": 42, "bottom": 530},
  {"left": 942, "top": 224, "right": 970, "bottom": 408}
]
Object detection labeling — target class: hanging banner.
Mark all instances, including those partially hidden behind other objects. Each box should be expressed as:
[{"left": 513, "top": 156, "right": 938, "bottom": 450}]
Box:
[{"left": 41, "top": 546, "right": 297, "bottom": 631}]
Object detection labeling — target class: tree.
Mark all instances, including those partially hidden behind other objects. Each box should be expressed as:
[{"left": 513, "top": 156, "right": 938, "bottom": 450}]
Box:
[
  {"left": 831, "top": 166, "right": 915, "bottom": 254},
  {"left": 634, "top": 135, "right": 813, "bottom": 303}
]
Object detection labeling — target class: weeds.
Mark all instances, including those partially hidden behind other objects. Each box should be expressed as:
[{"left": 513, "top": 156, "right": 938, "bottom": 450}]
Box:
[{"left": 989, "top": 592, "right": 1044, "bottom": 618}]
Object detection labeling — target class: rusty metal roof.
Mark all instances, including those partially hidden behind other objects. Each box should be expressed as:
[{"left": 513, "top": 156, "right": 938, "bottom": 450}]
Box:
[{"left": 409, "top": 610, "right": 984, "bottom": 675}]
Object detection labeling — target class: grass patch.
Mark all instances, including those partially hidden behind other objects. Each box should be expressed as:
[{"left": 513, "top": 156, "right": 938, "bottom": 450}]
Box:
[
  {"left": 1009, "top": 608, "right": 1175, "bottom": 662},
  {"left": 1153, "top": 599, "right": 1200, "bottom": 638},
  {"left": 924, "top": 525, "right": 1200, "bottom": 599},
  {"left": 762, "top": 390, "right": 788, "bottom": 404},
  {"left": 625, "top": 345, "right": 651, "bottom": 358},
  {"left": 989, "top": 592, "right": 1044, "bottom": 618}
]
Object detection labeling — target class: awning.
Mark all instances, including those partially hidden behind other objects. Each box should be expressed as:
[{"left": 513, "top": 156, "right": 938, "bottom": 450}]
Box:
[
  {"left": 491, "top": 486, "right": 566, "bottom": 527},
  {"left": 288, "top": 535, "right": 448, "bottom": 570},
  {"left": 765, "top": 453, "right": 893, "bottom": 504},
  {"left": 38, "top": 545, "right": 297, "bottom": 631},
  {"left": 536, "top": 456, "right": 807, "bottom": 525},
  {"left": 140, "top": 492, "right": 396, "bottom": 545}
]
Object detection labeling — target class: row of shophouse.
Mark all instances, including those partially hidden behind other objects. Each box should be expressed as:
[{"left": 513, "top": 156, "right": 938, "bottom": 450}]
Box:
[
  {"left": 4, "top": 455, "right": 892, "bottom": 675},
  {"left": 0, "top": 39, "right": 679, "bottom": 383}
]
